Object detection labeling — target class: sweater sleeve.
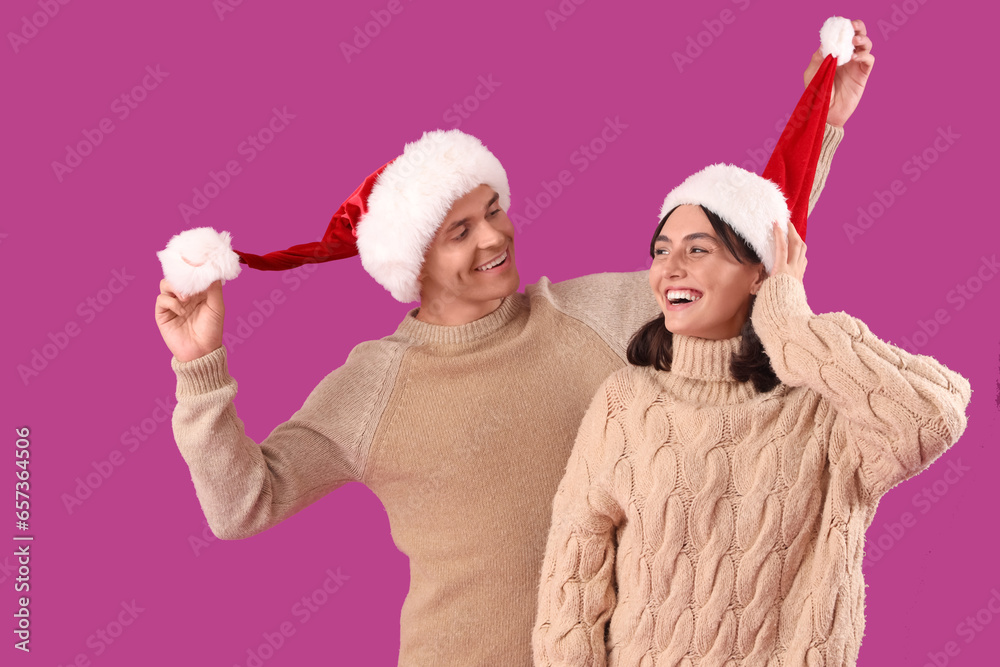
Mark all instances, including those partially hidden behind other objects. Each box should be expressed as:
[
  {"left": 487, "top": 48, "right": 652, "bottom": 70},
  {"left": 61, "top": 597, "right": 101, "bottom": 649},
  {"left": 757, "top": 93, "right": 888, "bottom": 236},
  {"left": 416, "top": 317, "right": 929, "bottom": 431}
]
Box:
[
  {"left": 170, "top": 341, "right": 403, "bottom": 539},
  {"left": 533, "top": 380, "right": 624, "bottom": 667},
  {"left": 751, "top": 273, "right": 973, "bottom": 499},
  {"left": 540, "top": 271, "right": 663, "bottom": 362},
  {"left": 808, "top": 123, "right": 844, "bottom": 217}
]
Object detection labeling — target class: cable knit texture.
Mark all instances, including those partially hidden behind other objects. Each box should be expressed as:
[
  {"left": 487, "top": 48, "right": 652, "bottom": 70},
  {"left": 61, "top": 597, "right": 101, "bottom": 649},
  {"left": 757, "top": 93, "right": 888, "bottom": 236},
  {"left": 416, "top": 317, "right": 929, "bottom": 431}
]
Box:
[
  {"left": 172, "top": 128, "right": 842, "bottom": 666},
  {"left": 533, "top": 273, "right": 972, "bottom": 666}
]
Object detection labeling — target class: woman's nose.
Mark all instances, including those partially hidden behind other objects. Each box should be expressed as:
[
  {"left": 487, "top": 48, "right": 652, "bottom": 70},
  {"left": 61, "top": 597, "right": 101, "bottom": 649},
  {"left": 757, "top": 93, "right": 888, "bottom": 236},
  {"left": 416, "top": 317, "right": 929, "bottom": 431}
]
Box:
[{"left": 660, "top": 251, "right": 686, "bottom": 276}]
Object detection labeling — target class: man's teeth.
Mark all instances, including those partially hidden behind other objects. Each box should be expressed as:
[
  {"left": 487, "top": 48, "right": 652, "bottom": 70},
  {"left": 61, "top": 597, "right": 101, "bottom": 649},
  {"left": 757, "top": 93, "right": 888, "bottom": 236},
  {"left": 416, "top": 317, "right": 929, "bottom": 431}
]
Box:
[
  {"left": 476, "top": 251, "right": 507, "bottom": 271},
  {"left": 666, "top": 289, "right": 702, "bottom": 303}
]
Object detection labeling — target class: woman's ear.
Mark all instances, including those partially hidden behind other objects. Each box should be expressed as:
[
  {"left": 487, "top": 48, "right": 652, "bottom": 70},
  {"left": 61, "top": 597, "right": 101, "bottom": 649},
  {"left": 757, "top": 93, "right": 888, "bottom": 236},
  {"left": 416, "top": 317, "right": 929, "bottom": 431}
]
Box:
[{"left": 749, "top": 265, "right": 768, "bottom": 295}]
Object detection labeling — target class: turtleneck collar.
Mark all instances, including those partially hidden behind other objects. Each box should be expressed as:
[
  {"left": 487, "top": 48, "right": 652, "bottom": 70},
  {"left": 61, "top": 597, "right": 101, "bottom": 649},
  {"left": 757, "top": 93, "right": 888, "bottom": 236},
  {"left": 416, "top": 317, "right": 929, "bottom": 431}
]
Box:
[
  {"left": 651, "top": 333, "right": 770, "bottom": 405},
  {"left": 394, "top": 292, "right": 528, "bottom": 345}
]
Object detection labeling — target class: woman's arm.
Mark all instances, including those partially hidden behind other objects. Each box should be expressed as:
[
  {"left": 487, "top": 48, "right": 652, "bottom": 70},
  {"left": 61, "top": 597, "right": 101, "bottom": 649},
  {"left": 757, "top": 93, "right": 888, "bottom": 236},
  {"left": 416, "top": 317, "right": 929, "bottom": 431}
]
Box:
[
  {"left": 751, "top": 272, "right": 972, "bottom": 498},
  {"left": 533, "top": 381, "right": 624, "bottom": 667}
]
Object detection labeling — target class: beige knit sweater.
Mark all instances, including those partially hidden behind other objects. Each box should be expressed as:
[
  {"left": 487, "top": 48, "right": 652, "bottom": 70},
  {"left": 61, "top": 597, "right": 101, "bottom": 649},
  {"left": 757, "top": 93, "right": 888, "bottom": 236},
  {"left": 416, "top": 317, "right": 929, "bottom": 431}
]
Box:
[
  {"left": 532, "top": 273, "right": 972, "bottom": 666},
  {"left": 172, "top": 128, "right": 843, "bottom": 666}
]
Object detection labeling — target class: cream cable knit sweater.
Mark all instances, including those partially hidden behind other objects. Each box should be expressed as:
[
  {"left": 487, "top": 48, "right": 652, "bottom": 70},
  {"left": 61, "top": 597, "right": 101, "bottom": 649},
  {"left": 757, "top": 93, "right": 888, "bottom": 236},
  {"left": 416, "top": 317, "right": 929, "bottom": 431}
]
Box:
[{"left": 533, "top": 273, "right": 972, "bottom": 666}]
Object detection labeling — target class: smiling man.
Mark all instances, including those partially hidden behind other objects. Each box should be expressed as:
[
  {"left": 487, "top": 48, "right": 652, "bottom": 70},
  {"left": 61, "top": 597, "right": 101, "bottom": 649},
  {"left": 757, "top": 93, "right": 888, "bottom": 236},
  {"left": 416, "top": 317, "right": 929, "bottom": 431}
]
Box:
[
  {"left": 155, "top": 21, "right": 874, "bottom": 666},
  {"left": 414, "top": 186, "right": 518, "bottom": 326}
]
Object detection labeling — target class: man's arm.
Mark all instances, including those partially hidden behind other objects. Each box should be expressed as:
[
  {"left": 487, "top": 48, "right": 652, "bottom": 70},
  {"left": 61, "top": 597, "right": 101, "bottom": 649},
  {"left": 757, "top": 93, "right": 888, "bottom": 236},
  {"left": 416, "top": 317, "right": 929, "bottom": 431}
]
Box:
[{"left": 171, "top": 340, "right": 406, "bottom": 539}]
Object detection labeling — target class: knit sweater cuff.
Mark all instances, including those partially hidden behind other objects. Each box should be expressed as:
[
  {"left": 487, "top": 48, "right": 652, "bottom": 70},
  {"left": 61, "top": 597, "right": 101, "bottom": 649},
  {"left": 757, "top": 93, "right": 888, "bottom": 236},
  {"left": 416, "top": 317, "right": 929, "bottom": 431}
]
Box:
[
  {"left": 753, "top": 273, "right": 813, "bottom": 330},
  {"left": 751, "top": 274, "right": 815, "bottom": 386},
  {"left": 822, "top": 123, "right": 844, "bottom": 156},
  {"left": 809, "top": 123, "right": 844, "bottom": 216},
  {"left": 171, "top": 346, "right": 234, "bottom": 397}
]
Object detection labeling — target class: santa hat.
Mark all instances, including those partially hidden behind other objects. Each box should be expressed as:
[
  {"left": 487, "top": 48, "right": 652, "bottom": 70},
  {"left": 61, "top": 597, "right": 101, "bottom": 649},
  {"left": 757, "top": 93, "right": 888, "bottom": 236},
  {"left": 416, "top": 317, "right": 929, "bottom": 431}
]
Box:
[
  {"left": 156, "top": 129, "right": 510, "bottom": 301},
  {"left": 651, "top": 16, "right": 855, "bottom": 273}
]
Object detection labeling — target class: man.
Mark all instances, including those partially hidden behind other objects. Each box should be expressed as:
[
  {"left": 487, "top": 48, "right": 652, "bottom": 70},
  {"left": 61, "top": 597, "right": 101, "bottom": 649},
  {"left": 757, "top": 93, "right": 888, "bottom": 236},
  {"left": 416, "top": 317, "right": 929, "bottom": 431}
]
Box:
[{"left": 155, "top": 20, "right": 873, "bottom": 665}]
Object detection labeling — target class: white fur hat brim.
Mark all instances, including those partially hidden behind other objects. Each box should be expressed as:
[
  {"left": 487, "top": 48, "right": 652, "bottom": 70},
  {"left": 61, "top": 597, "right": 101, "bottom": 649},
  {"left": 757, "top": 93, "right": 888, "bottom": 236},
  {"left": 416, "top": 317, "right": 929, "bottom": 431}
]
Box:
[
  {"left": 356, "top": 129, "right": 510, "bottom": 303},
  {"left": 659, "top": 164, "right": 790, "bottom": 273},
  {"left": 156, "top": 227, "right": 242, "bottom": 298}
]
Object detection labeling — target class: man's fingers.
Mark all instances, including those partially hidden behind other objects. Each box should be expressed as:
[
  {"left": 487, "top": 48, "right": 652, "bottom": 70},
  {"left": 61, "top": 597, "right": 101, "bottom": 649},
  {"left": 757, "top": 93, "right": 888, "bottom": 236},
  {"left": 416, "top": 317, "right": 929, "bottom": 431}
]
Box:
[
  {"left": 160, "top": 278, "right": 192, "bottom": 302},
  {"left": 155, "top": 293, "right": 184, "bottom": 320},
  {"left": 852, "top": 19, "right": 867, "bottom": 37},
  {"left": 205, "top": 280, "right": 225, "bottom": 311},
  {"left": 853, "top": 35, "right": 873, "bottom": 55},
  {"left": 858, "top": 52, "right": 875, "bottom": 74}
]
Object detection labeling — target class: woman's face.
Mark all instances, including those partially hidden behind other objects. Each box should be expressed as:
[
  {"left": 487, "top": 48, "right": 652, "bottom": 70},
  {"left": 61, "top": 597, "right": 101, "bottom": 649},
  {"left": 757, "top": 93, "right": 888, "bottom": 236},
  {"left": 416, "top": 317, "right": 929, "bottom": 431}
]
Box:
[{"left": 648, "top": 204, "right": 767, "bottom": 340}]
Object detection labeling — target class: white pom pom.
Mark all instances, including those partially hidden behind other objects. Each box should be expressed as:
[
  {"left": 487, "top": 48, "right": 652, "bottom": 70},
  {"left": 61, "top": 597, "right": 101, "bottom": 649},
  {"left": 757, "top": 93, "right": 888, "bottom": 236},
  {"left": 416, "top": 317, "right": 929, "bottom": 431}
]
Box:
[
  {"left": 156, "top": 227, "right": 241, "bottom": 298},
  {"left": 820, "top": 16, "right": 855, "bottom": 66}
]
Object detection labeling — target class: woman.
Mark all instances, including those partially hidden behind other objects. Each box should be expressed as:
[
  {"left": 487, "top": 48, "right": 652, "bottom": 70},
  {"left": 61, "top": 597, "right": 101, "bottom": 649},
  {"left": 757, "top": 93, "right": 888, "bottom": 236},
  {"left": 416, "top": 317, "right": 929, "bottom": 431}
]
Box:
[{"left": 532, "top": 164, "right": 972, "bottom": 665}]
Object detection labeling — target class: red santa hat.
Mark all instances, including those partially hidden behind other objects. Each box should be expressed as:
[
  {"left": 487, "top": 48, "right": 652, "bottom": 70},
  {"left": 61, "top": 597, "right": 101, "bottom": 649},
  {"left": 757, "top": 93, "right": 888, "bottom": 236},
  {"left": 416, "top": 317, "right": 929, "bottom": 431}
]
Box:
[
  {"left": 156, "top": 129, "right": 510, "bottom": 301},
  {"left": 652, "top": 16, "right": 855, "bottom": 273}
]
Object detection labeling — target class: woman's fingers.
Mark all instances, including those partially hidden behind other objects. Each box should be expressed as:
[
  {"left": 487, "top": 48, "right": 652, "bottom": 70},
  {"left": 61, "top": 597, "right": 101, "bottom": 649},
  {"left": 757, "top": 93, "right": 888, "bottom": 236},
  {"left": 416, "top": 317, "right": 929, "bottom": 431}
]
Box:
[{"left": 771, "top": 221, "right": 787, "bottom": 275}]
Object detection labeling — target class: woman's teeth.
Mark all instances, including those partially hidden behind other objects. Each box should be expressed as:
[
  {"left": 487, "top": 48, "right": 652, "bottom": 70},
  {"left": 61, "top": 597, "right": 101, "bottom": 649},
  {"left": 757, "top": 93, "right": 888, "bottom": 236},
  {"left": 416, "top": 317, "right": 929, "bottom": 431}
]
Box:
[
  {"left": 666, "top": 289, "right": 702, "bottom": 304},
  {"left": 476, "top": 251, "right": 507, "bottom": 271}
]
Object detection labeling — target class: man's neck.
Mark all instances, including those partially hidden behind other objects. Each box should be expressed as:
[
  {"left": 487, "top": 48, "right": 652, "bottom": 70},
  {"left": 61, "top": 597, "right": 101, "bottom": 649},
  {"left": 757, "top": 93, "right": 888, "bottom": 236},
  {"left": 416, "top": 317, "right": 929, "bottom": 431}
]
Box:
[{"left": 414, "top": 296, "right": 506, "bottom": 326}]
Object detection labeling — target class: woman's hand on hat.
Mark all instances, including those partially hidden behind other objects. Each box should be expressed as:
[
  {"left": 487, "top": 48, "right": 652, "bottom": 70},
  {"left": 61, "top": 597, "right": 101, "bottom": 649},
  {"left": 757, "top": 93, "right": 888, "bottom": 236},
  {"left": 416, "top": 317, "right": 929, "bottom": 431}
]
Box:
[
  {"left": 770, "top": 221, "right": 807, "bottom": 283},
  {"left": 155, "top": 279, "right": 225, "bottom": 363},
  {"left": 804, "top": 19, "right": 875, "bottom": 128}
]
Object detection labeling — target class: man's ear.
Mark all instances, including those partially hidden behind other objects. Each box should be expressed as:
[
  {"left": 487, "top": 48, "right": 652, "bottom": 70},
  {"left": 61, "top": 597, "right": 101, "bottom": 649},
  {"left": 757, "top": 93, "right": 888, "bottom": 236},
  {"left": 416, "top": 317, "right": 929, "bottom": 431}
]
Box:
[{"left": 750, "top": 265, "right": 768, "bottom": 295}]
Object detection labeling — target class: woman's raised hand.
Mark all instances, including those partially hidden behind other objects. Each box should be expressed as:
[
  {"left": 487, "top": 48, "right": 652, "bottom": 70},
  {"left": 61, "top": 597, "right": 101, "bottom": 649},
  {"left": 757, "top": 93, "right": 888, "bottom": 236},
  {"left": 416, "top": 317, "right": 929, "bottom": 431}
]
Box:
[
  {"left": 770, "top": 221, "right": 807, "bottom": 283},
  {"left": 155, "top": 279, "right": 225, "bottom": 363},
  {"left": 803, "top": 18, "right": 875, "bottom": 128}
]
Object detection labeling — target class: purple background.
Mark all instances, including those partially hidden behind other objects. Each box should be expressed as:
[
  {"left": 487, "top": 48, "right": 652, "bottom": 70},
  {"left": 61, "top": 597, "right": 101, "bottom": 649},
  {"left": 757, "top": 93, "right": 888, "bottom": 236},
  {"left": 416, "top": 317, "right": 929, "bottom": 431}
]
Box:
[{"left": 4, "top": 0, "right": 998, "bottom": 665}]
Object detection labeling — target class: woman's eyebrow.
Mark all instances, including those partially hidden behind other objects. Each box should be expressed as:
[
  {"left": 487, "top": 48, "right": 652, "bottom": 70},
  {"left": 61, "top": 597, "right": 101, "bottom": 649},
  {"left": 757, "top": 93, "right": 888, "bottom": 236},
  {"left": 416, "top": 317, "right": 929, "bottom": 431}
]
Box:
[{"left": 655, "top": 232, "right": 718, "bottom": 243}]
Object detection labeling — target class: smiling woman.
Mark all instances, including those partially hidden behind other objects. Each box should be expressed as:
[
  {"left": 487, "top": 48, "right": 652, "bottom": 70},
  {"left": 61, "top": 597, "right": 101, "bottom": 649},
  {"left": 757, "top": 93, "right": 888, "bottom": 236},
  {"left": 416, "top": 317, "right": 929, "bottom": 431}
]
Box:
[
  {"left": 628, "top": 202, "right": 780, "bottom": 392},
  {"left": 532, "top": 160, "right": 973, "bottom": 665}
]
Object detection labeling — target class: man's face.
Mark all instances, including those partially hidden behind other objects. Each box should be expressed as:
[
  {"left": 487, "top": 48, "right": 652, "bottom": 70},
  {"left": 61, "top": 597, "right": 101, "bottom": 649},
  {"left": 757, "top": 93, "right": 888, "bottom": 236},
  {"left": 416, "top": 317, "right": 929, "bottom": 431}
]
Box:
[{"left": 416, "top": 184, "right": 519, "bottom": 325}]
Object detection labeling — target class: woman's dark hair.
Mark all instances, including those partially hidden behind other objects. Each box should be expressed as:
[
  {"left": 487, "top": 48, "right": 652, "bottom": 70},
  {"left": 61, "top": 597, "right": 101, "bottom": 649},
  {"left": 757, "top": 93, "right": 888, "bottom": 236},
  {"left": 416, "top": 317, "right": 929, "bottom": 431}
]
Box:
[{"left": 627, "top": 205, "right": 780, "bottom": 393}]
